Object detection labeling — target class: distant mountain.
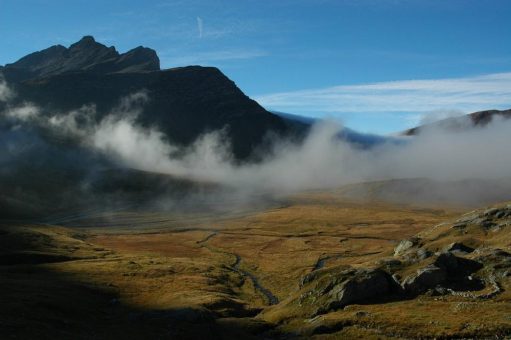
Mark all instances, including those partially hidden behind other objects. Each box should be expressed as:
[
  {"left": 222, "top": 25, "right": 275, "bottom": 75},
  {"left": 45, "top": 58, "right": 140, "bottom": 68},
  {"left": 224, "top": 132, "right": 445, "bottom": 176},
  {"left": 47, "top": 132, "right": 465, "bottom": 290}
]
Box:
[
  {"left": 403, "top": 109, "right": 511, "bottom": 136},
  {"left": 0, "top": 36, "right": 289, "bottom": 160},
  {"left": 273, "top": 111, "right": 403, "bottom": 148}
]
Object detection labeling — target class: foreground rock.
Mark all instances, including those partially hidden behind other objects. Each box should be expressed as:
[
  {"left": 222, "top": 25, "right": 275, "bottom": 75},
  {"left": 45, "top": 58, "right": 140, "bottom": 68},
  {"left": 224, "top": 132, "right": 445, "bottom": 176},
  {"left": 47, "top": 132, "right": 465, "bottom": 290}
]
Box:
[
  {"left": 453, "top": 205, "right": 511, "bottom": 232},
  {"left": 296, "top": 267, "right": 397, "bottom": 316},
  {"left": 401, "top": 252, "right": 484, "bottom": 295},
  {"left": 402, "top": 265, "right": 446, "bottom": 295}
]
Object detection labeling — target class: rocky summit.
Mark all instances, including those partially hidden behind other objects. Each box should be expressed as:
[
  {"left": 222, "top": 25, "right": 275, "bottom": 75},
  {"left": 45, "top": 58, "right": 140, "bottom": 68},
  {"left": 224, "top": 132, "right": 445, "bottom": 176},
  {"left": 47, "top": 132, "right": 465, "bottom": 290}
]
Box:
[{"left": 1, "top": 36, "right": 160, "bottom": 82}]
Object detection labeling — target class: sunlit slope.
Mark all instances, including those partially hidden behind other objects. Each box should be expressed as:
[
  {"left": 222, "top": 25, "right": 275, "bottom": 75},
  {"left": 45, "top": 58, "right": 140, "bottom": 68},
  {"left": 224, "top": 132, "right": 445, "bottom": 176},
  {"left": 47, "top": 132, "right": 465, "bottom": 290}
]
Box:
[{"left": 260, "top": 201, "right": 511, "bottom": 338}]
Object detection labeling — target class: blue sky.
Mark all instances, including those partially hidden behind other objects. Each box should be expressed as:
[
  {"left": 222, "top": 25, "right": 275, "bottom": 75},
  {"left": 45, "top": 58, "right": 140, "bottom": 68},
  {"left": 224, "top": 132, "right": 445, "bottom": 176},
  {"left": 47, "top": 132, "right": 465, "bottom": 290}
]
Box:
[{"left": 1, "top": 0, "right": 511, "bottom": 133}]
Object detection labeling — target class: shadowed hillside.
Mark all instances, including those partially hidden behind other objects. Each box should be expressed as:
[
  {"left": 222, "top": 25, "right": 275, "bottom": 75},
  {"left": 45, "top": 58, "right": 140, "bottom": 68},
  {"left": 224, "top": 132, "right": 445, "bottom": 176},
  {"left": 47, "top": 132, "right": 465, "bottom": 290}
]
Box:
[{"left": 1, "top": 36, "right": 290, "bottom": 160}]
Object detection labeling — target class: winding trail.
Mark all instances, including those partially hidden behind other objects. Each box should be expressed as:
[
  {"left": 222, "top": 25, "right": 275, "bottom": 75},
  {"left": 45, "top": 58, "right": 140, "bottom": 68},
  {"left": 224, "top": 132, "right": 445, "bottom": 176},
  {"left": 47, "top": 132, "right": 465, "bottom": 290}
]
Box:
[{"left": 197, "top": 231, "right": 279, "bottom": 305}]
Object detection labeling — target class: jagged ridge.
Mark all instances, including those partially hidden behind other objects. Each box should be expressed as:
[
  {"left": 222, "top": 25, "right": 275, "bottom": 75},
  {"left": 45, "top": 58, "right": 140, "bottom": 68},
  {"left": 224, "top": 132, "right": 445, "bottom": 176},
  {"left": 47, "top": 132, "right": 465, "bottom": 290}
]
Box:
[{"left": 1, "top": 36, "right": 160, "bottom": 82}]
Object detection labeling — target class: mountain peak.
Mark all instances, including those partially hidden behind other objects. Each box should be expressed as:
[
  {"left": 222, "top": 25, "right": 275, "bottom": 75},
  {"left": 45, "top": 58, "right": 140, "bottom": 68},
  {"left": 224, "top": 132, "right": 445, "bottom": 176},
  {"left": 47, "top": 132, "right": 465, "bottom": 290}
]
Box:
[
  {"left": 70, "top": 35, "right": 97, "bottom": 48},
  {"left": 79, "top": 35, "right": 95, "bottom": 43},
  {"left": 1, "top": 36, "right": 160, "bottom": 82},
  {"left": 68, "top": 35, "right": 113, "bottom": 52}
]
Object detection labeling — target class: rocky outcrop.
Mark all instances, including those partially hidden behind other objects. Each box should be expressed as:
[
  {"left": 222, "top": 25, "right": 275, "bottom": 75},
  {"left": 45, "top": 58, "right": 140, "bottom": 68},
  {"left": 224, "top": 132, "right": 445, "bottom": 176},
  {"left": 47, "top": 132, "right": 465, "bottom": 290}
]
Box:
[
  {"left": 434, "top": 252, "right": 483, "bottom": 276},
  {"left": 276, "top": 202, "right": 511, "bottom": 326},
  {"left": 297, "top": 267, "right": 397, "bottom": 316},
  {"left": 474, "top": 248, "right": 511, "bottom": 272},
  {"left": 452, "top": 205, "right": 511, "bottom": 232},
  {"left": 444, "top": 242, "right": 474, "bottom": 254},
  {"left": 401, "top": 252, "right": 483, "bottom": 295},
  {"left": 394, "top": 237, "right": 420, "bottom": 256},
  {"left": 402, "top": 265, "right": 446, "bottom": 294}
]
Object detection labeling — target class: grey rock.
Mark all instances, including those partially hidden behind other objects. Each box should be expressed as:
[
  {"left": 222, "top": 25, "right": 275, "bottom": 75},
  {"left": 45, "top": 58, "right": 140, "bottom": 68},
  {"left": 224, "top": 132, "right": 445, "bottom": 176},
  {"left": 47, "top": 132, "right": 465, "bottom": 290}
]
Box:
[
  {"left": 402, "top": 265, "right": 446, "bottom": 295},
  {"left": 434, "top": 252, "right": 483, "bottom": 276},
  {"left": 299, "top": 268, "right": 395, "bottom": 316},
  {"left": 444, "top": 242, "right": 474, "bottom": 254},
  {"left": 321, "top": 269, "right": 392, "bottom": 313},
  {"left": 394, "top": 237, "right": 419, "bottom": 256},
  {"left": 482, "top": 207, "right": 511, "bottom": 218},
  {"left": 495, "top": 210, "right": 506, "bottom": 219},
  {"left": 456, "top": 212, "right": 478, "bottom": 223},
  {"left": 452, "top": 222, "right": 467, "bottom": 229},
  {"left": 483, "top": 208, "right": 499, "bottom": 217},
  {"left": 460, "top": 214, "right": 478, "bottom": 221},
  {"left": 402, "top": 253, "right": 483, "bottom": 295},
  {"left": 417, "top": 248, "right": 433, "bottom": 260},
  {"left": 480, "top": 220, "right": 497, "bottom": 229}
]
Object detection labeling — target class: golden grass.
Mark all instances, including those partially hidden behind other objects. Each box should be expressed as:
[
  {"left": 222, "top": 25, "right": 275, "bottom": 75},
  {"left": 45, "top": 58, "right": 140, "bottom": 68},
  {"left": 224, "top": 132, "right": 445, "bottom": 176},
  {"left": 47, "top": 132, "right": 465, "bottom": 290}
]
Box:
[{"left": 2, "top": 192, "right": 510, "bottom": 338}]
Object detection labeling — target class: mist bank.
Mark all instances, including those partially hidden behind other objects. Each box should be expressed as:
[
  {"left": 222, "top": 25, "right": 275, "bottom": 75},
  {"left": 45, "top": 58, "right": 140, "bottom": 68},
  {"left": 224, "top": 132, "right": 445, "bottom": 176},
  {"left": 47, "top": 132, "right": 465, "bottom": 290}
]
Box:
[{"left": 1, "top": 78, "right": 511, "bottom": 219}]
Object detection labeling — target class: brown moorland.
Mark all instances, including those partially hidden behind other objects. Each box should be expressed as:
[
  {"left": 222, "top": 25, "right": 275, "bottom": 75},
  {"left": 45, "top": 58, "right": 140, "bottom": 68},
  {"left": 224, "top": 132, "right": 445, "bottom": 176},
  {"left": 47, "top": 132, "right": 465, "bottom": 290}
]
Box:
[{"left": 1, "top": 189, "right": 510, "bottom": 338}]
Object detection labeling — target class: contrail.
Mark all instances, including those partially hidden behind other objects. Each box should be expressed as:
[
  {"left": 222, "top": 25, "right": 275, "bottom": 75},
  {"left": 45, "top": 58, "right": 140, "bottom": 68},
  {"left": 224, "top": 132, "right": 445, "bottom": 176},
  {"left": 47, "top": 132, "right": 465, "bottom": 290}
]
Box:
[{"left": 197, "top": 16, "right": 203, "bottom": 38}]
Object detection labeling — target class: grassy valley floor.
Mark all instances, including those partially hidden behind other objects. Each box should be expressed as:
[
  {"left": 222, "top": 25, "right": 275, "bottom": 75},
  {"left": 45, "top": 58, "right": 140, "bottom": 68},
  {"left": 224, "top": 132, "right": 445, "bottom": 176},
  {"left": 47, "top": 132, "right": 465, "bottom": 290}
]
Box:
[{"left": 1, "top": 191, "right": 510, "bottom": 338}]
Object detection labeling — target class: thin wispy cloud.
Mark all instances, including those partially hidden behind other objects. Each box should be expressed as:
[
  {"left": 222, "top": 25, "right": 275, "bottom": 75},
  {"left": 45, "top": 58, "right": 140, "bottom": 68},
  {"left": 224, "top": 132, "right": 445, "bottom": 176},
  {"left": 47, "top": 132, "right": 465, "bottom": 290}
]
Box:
[
  {"left": 196, "top": 16, "right": 203, "bottom": 38},
  {"left": 255, "top": 72, "right": 511, "bottom": 115}
]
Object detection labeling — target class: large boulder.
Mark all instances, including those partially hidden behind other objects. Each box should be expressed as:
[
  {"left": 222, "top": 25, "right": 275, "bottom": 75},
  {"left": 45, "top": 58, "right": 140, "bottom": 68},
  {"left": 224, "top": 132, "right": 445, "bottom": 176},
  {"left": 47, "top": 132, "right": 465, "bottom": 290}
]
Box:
[
  {"left": 402, "top": 265, "right": 446, "bottom": 294},
  {"left": 434, "top": 252, "right": 483, "bottom": 276},
  {"left": 298, "top": 268, "right": 396, "bottom": 316},
  {"left": 402, "top": 253, "right": 484, "bottom": 295}
]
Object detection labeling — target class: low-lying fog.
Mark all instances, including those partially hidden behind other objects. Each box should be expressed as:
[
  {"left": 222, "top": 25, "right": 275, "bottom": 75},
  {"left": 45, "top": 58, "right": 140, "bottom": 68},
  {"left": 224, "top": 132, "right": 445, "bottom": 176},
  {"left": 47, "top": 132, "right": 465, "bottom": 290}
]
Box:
[{"left": 1, "top": 78, "right": 511, "bottom": 217}]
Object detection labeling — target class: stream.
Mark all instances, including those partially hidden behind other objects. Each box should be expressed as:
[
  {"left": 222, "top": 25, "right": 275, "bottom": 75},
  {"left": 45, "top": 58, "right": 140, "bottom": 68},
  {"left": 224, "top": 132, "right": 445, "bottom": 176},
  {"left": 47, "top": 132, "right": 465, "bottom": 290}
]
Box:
[{"left": 198, "top": 231, "right": 279, "bottom": 305}]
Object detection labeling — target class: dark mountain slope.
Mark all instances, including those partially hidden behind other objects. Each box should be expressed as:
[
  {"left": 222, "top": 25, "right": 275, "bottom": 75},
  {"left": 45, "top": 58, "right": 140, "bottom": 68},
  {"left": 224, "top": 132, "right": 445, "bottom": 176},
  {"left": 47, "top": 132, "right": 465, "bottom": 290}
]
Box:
[{"left": 0, "top": 36, "right": 288, "bottom": 160}]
